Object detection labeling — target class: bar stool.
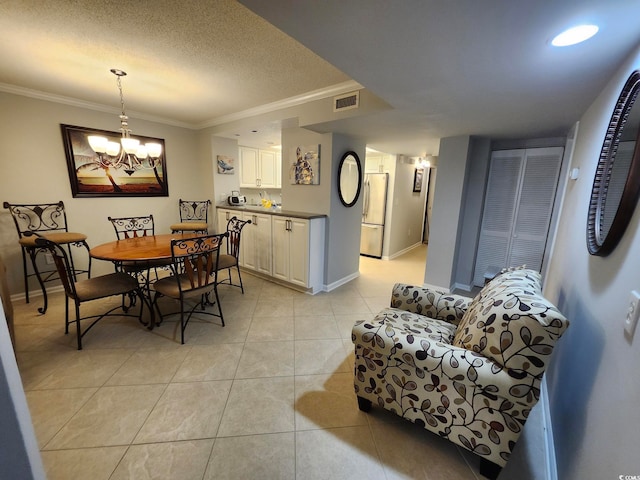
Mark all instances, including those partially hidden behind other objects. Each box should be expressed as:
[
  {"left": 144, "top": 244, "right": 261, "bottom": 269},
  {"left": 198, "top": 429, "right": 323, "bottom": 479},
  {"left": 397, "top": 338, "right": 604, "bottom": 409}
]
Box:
[
  {"left": 170, "top": 199, "right": 211, "bottom": 233},
  {"left": 3, "top": 201, "right": 91, "bottom": 313}
]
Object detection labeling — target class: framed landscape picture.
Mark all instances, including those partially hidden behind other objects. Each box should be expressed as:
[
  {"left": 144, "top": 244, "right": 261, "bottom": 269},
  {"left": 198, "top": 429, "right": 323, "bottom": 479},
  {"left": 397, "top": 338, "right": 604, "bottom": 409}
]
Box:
[{"left": 61, "top": 124, "right": 169, "bottom": 197}]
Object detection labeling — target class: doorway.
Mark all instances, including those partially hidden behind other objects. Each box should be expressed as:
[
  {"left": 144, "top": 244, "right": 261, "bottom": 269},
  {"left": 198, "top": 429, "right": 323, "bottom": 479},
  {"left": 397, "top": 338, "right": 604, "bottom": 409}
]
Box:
[{"left": 422, "top": 167, "right": 436, "bottom": 244}]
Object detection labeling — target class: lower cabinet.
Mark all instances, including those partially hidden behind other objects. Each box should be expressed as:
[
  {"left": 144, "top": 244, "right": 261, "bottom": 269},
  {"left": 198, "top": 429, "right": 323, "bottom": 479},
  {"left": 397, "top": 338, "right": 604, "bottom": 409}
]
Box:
[
  {"left": 272, "top": 217, "right": 308, "bottom": 287},
  {"left": 272, "top": 216, "right": 324, "bottom": 292},
  {"left": 241, "top": 211, "right": 272, "bottom": 275},
  {"left": 215, "top": 208, "right": 325, "bottom": 293}
]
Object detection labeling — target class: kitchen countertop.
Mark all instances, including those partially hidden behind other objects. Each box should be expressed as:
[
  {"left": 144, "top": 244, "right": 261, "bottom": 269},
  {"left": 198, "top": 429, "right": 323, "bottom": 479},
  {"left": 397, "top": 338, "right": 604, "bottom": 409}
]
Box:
[{"left": 216, "top": 204, "right": 326, "bottom": 220}]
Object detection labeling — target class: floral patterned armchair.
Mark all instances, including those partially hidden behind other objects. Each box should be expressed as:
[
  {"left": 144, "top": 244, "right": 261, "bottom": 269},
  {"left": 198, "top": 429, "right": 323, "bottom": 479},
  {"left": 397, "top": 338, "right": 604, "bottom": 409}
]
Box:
[{"left": 352, "top": 269, "right": 569, "bottom": 479}]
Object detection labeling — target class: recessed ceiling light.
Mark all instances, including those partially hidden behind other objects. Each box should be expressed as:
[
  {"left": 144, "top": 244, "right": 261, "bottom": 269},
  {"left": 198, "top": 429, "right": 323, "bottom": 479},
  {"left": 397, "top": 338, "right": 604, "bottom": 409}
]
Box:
[{"left": 552, "top": 24, "right": 599, "bottom": 47}]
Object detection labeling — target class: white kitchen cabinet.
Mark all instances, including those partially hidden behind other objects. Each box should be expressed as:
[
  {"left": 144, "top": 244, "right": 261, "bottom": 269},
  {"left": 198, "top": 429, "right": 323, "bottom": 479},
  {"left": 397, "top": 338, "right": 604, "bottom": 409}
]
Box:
[
  {"left": 241, "top": 211, "right": 272, "bottom": 275},
  {"left": 216, "top": 207, "right": 325, "bottom": 293},
  {"left": 272, "top": 216, "right": 324, "bottom": 291},
  {"left": 239, "top": 146, "right": 259, "bottom": 188},
  {"left": 365, "top": 153, "right": 394, "bottom": 173},
  {"left": 239, "top": 146, "right": 281, "bottom": 188}
]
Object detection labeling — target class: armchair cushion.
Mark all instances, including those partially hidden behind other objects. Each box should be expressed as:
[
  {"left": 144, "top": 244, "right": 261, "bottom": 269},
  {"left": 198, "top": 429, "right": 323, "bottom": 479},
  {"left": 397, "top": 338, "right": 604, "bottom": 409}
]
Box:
[{"left": 452, "top": 269, "right": 569, "bottom": 378}]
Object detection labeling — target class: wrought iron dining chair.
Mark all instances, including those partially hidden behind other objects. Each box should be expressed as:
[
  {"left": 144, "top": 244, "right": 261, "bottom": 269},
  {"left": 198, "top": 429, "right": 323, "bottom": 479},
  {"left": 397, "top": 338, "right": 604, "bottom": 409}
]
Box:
[
  {"left": 29, "top": 233, "right": 145, "bottom": 350},
  {"left": 3, "top": 201, "right": 91, "bottom": 314},
  {"left": 215, "top": 216, "right": 251, "bottom": 293},
  {"left": 151, "top": 233, "right": 227, "bottom": 344},
  {"left": 170, "top": 199, "right": 211, "bottom": 233},
  {"left": 107, "top": 214, "right": 171, "bottom": 285},
  {"left": 108, "top": 214, "right": 156, "bottom": 239}
]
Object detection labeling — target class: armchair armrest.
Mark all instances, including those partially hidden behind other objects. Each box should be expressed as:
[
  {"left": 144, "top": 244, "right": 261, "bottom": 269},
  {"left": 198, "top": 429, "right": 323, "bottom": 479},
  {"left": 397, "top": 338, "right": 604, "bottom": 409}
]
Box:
[
  {"left": 390, "top": 283, "right": 471, "bottom": 326},
  {"left": 357, "top": 332, "right": 540, "bottom": 408}
]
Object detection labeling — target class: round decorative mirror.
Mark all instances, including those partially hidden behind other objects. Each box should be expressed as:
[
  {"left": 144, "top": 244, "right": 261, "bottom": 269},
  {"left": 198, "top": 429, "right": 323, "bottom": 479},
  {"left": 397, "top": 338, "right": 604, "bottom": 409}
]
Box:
[
  {"left": 337, "top": 151, "right": 362, "bottom": 207},
  {"left": 587, "top": 70, "right": 640, "bottom": 256}
]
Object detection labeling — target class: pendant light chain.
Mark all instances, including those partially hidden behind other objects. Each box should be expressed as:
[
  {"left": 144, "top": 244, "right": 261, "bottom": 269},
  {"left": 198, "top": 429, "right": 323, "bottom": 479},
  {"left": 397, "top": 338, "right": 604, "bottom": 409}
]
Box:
[{"left": 114, "top": 71, "right": 131, "bottom": 139}]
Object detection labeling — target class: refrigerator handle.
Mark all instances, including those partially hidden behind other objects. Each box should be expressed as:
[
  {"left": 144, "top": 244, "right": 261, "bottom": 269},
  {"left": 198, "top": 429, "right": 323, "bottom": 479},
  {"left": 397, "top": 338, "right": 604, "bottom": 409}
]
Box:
[{"left": 363, "top": 180, "right": 370, "bottom": 220}]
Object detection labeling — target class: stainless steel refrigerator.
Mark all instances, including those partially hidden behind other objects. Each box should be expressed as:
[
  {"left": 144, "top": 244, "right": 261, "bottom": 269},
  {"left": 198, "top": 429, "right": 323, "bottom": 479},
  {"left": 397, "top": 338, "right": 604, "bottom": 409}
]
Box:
[{"left": 360, "top": 173, "right": 388, "bottom": 258}]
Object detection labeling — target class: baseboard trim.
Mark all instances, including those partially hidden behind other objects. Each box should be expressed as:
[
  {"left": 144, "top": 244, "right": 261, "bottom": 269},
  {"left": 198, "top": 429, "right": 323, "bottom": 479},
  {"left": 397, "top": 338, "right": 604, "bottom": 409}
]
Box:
[
  {"left": 324, "top": 271, "right": 360, "bottom": 292},
  {"left": 387, "top": 242, "right": 424, "bottom": 260},
  {"left": 451, "top": 282, "right": 472, "bottom": 294},
  {"left": 541, "top": 377, "right": 558, "bottom": 480},
  {"left": 422, "top": 282, "right": 450, "bottom": 293},
  {"left": 10, "top": 285, "right": 64, "bottom": 303}
]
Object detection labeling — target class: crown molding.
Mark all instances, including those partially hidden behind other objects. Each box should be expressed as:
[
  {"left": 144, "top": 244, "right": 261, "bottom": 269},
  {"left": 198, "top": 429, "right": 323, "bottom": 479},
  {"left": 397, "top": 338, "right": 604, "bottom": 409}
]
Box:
[
  {"left": 0, "top": 82, "right": 196, "bottom": 129},
  {"left": 1, "top": 79, "right": 364, "bottom": 132},
  {"left": 197, "top": 80, "right": 363, "bottom": 129}
]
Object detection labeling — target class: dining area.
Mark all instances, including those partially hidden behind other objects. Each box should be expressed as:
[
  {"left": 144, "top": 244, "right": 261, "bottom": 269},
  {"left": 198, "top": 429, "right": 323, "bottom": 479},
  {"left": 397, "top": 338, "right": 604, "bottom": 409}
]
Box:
[{"left": 2, "top": 200, "right": 248, "bottom": 350}]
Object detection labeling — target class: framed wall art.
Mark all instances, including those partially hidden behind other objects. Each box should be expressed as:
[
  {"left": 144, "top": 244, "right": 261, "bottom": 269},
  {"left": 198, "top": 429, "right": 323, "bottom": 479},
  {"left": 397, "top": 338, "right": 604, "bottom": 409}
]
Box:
[
  {"left": 290, "top": 144, "right": 320, "bottom": 185},
  {"left": 413, "top": 168, "right": 424, "bottom": 193},
  {"left": 61, "top": 124, "right": 169, "bottom": 197},
  {"left": 217, "top": 155, "right": 235, "bottom": 174}
]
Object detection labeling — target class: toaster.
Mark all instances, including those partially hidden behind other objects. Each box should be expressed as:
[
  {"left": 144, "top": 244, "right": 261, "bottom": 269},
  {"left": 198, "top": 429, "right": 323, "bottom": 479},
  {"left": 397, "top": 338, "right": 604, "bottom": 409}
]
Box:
[{"left": 227, "top": 191, "right": 246, "bottom": 206}]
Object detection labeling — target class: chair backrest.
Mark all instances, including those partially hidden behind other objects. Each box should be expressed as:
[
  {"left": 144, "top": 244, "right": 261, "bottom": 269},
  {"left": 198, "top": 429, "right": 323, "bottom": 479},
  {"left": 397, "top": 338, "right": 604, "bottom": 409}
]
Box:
[
  {"left": 170, "top": 233, "right": 226, "bottom": 293},
  {"left": 108, "top": 215, "right": 155, "bottom": 239},
  {"left": 178, "top": 199, "right": 211, "bottom": 223},
  {"left": 3, "top": 201, "right": 70, "bottom": 238},
  {"left": 30, "top": 234, "right": 78, "bottom": 299},
  {"left": 225, "top": 216, "right": 251, "bottom": 259}
]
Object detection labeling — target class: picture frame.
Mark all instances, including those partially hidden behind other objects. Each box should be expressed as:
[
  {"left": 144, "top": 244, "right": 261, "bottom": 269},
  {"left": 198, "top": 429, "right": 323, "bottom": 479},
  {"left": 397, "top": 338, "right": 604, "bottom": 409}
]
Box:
[
  {"left": 216, "top": 155, "right": 235, "bottom": 174},
  {"left": 413, "top": 168, "right": 424, "bottom": 192},
  {"left": 290, "top": 144, "right": 320, "bottom": 185},
  {"left": 61, "top": 124, "right": 169, "bottom": 197}
]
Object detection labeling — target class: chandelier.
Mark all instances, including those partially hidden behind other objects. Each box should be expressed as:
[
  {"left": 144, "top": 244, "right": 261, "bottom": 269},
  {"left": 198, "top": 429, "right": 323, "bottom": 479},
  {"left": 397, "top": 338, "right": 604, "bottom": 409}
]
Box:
[{"left": 87, "top": 69, "right": 162, "bottom": 176}]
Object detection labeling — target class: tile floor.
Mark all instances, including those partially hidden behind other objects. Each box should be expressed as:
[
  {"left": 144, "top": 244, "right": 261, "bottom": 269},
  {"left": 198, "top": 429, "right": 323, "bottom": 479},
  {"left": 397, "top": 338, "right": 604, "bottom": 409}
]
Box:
[{"left": 14, "top": 244, "right": 489, "bottom": 479}]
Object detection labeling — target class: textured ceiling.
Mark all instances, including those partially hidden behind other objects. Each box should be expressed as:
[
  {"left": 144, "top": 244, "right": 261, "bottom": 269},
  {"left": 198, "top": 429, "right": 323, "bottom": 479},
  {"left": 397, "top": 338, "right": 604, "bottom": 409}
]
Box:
[
  {"left": 0, "top": 0, "right": 349, "bottom": 126},
  {"left": 2, "top": 0, "right": 640, "bottom": 156}
]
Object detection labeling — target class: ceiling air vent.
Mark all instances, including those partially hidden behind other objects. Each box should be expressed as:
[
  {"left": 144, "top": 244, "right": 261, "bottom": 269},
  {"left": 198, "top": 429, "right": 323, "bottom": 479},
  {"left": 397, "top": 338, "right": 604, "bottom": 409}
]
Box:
[{"left": 333, "top": 91, "right": 360, "bottom": 112}]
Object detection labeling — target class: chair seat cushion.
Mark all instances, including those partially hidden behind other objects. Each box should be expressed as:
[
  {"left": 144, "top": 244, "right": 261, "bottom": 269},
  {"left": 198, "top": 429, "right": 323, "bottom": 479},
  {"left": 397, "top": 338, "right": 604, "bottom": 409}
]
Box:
[
  {"left": 216, "top": 254, "right": 237, "bottom": 270},
  {"left": 352, "top": 307, "right": 457, "bottom": 358},
  {"left": 170, "top": 222, "right": 208, "bottom": 231},
  {"left": 74, "top": 272, "right": 138, "bottom": 302},
  {"left": 153, "top": 274, "right": 214, "bottom": 299},
  {"left": 20, "top": 231, "right": 87, "bottom": 247}
]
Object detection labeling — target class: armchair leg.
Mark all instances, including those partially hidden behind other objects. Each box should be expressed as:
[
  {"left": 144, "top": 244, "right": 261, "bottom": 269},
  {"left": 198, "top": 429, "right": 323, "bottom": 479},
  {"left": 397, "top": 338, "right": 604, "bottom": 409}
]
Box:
[
  {"left": 479, "top": 458, "right": 502, "bottom": 480},
  {"left": 357, "top": 396, "right": 372, "bottom": 412}
]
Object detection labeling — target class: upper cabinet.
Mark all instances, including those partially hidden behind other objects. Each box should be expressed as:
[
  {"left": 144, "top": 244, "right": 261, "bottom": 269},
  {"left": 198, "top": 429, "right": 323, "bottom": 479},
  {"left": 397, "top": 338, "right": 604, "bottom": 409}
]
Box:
[
  {"left": 365, "top": 153, "right": 394, "bottom": 173},
  {"left": 239, "top": 146, "right": 282, "bottom": 188}
]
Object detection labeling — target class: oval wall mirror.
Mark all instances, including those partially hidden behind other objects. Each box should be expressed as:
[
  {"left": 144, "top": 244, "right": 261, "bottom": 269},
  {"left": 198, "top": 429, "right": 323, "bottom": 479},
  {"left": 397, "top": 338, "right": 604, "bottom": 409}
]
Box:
[
  {"left": 337, "top": 151, "right": 362, "bottom": 207},
  {"left": 587, "top": 70, "right": 640, "bottom": 256}
]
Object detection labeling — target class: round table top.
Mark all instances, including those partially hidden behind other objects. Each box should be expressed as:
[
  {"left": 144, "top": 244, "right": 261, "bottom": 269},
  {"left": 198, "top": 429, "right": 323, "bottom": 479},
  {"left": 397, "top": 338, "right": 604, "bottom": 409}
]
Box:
[{"left": 90, "top": 233, "right": 202, "bottom": 262}]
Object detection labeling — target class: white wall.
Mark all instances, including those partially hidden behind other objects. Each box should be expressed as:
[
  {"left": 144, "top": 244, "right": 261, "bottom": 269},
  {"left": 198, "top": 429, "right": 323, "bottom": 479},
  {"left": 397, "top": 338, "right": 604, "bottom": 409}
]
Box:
[
  {"left": 423, "top": 135, "right": 471, "bottom": 290},
  {"left": 451, "top": 137, "right": 491, "bottom": 291},
  {"left": 281, "top": 127, "right": 331, "bottom": 215},
  {"left": 0, "top": 92, "right": 209, "bottom": 293},
  {"left": 326, "top": 134, "right": 366, "bottom": 287},
  {"left": 385, "top": 157, "right": 427, "bottom": 258},
  {"left": 543, "top": 44, "right": 640, "bottom": 479},
  {"left": 210, "top": 134, "right": 242, "bottom": 229}
]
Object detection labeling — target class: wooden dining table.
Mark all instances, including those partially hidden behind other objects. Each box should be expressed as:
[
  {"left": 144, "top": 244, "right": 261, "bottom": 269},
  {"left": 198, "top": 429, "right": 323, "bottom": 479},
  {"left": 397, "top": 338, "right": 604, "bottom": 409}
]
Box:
[
  {"left": 90, "top": 233, "right": 205, "bottom": 328},
  {"left": 90, "top": 233, "right": 202, "bottom": 263}
]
